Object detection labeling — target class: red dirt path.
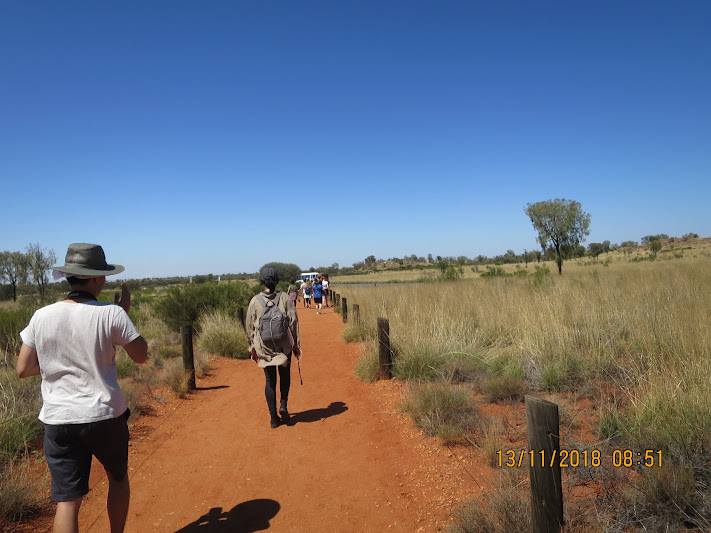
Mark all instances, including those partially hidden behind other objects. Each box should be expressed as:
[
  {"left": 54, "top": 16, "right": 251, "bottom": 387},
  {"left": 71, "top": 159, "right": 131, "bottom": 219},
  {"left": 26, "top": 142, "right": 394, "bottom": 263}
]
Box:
[{"left": 71, "top": 303, "right": 487, "bottom": 532}]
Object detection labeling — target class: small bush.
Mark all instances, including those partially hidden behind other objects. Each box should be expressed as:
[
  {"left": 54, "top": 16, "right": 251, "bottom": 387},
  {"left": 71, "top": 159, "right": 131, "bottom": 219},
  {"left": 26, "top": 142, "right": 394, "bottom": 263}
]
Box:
[
  {"left": 115, "top": 350, "right": 140, "bottom": 378},
  {"left": 154, "top": 281, "right": 257, "bottom": 332},
  {"left": 0, "top": 372, "right": 42, "bottom": 460},
  {"left": 449, "top": 471, "right": 531, "bottom": 533},
  {"left": 480, "top": 266, "right": 509, "bottom": 278},
  {"left": 0, "top": 308, "right": 34, "bottom": 359},
  {"left": 393, "top": 348, "right": 444, "bottom": 382},
  {"left": 0, "top": 460, "right": 47, "bottom": 526},
  {"left": 343, "top": 323, "right": 374, "bottom": 343},
  {"left": 480, "top": 355, "right": 528, "bottom": 401},
  {"left": 162, "top": 360, "right": 191, "bottom": 399},
  {"left": 120, "top": 381, "right": 149, "bottom": 422},
  {"left": 196, "top": 311, "right": 250, "bottom": 359},
  {"left": 440, "top": 353, "right": 486, "bottom": 384},
  {"left": 401, "top": 383, "right": 479, "bottom": 443},
  {"left": 354, "top": 342, "right": 380, "bottom": 383}
]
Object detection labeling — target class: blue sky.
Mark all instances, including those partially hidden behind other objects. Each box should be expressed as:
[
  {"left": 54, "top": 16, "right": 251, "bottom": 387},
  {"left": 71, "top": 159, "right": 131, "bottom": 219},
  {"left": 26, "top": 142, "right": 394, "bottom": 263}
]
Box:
[{"left": 1, "top": 1, "right": 709, "bottom": 279}]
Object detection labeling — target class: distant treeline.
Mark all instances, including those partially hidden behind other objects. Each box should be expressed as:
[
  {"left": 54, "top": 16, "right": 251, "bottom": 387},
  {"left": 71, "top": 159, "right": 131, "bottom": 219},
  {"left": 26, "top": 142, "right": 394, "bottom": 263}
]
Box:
[{"left": 0, "top": 232, "right": 704, "bottom": 301}]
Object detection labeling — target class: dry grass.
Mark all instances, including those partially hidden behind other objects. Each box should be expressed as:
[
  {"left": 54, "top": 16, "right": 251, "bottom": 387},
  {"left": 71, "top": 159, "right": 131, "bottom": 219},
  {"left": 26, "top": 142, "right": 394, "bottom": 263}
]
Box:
[{"left": 338, "top": 254, "right": 711, "bottom": 531}]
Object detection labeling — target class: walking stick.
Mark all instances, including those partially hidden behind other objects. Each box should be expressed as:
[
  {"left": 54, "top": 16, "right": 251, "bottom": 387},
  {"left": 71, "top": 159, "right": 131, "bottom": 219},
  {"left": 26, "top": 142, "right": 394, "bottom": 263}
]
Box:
[{"left": 296, "top": 355, "right": 303, "bottom": 385}]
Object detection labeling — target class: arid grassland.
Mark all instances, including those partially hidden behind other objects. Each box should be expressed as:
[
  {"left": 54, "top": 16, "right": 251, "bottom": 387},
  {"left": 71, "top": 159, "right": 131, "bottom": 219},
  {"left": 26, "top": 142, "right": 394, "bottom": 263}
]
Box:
[{"left": 336, "top": 253, "right": 711, "bottom": 532}]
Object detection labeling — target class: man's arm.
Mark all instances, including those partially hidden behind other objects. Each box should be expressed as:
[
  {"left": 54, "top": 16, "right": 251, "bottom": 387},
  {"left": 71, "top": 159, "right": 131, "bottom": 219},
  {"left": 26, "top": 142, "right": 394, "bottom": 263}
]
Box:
[
  {"left": 123, "top": 336, "right": 148, "bottom": 364},
  {"left": 17, "top": 344, "right": 40, "bottom": 378}
]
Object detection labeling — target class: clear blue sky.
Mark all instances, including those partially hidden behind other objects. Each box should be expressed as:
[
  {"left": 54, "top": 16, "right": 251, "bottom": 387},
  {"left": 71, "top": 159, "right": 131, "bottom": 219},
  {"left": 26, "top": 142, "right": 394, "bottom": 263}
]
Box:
[{"left": 2, "top": 1, "right": 709, "bottom": 279}]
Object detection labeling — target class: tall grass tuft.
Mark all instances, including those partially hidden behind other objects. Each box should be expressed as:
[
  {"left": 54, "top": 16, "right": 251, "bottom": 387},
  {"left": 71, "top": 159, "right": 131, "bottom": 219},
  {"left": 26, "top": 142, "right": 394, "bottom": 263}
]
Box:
[
  {"left": 401, "top": 383, "right": 479, "bottom": 443},
  {"left": 0, "top": 372, "right": 42, "bottom": 460},
  {"left": 196, "top": 311, "right": 250, "bottom": 359}
]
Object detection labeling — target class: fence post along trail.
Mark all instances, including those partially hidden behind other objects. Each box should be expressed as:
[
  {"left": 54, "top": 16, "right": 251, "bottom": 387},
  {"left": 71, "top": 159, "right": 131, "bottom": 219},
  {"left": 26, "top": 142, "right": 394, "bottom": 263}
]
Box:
[
  {"left": 181, "top": 325, "right": 196, "bottom": 390},
  {"left": 377, "top": 317, "right": 393, "bottom": 380},
  {"left": 526, "top": 395, "right": 563, "bottom": 533},
  {"left": 341, "top": 297, "right": 347, "bottom": 323}
]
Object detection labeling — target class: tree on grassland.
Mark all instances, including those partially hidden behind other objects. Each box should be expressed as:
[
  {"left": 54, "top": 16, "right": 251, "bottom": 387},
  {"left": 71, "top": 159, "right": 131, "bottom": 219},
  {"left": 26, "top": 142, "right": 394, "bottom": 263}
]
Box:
[
  {"left": 0, "top": 251, "right": 29, "bottom": 301},
  {"left": 525, "top": 199, "right": 591, "bottom": 275},
  {"left": 25, "top": 243, "right": 57, "bottom": 300},
  {"left": 258, "top": 262, "right": 301, "bottom": 284}
]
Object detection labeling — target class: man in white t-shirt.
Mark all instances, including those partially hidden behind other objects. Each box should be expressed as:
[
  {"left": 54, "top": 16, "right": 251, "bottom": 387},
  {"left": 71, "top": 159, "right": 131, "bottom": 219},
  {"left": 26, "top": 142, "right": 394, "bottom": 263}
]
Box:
[{"left": 17, "top": 243, "right": 148, "bottom": 533}]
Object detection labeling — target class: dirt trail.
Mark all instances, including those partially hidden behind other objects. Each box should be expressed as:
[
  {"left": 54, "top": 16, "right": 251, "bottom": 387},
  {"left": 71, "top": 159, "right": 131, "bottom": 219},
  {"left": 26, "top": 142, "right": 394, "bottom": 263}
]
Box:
[{"left": 74, "top": 302, "right": 486, "bottom": 532}]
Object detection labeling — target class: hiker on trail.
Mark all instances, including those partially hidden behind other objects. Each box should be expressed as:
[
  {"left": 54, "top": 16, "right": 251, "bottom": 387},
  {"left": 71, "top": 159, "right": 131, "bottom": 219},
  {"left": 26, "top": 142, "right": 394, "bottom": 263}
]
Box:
[
  {"left": 322, "top": 274, "right": 330, "bottom": 308},
  {"left": 302, "top": 281, "right": 312, "bottom": 308},
  {"left": 312, "top": 276, "right": 324, "bottom": 314},
  {"left": 288, "top": 284, "right": 299, "bottom": 307},
  {"left": 16, "top": 243, "right": 148, "bottom": 533},
  {"left": 246, "top": 267, "right": 301, "bottom": 428}
]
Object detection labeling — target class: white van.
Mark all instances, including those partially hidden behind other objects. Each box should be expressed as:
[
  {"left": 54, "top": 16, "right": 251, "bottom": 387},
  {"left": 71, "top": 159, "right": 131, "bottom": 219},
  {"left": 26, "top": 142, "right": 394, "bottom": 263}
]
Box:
[{"left": 297, "top": 272, "right": 320, "bottom": 285}]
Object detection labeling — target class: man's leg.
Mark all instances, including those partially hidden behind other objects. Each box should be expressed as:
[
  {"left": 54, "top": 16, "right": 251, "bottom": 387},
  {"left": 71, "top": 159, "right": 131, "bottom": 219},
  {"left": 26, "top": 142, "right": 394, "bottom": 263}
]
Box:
[
  {"left": 107, "top": 474, "right": 130, "bottom": 533},
  {"left": 53, "top": 497, "right": 82, "bottom": 533}
]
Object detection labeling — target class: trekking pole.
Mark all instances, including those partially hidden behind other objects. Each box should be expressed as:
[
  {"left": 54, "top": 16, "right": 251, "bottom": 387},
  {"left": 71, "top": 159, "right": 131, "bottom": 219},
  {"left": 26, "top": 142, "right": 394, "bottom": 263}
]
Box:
[{"left": 296, "top": 356, "right": 303, "bottom": 385}]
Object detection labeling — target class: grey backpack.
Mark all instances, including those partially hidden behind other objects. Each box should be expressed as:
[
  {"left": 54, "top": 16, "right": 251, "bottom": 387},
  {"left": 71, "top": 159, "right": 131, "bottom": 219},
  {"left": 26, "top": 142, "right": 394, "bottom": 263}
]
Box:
[{"left": 257, "top": 293, "right": 290, "bottom": 347}]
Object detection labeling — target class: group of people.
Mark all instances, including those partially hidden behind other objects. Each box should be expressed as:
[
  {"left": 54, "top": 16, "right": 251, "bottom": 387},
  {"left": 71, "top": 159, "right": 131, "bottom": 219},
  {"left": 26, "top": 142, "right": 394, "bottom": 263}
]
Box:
[
  {"left": 290, "top": 274, "right": 330, "bottom": 314},
  {"left": 15, "top": 244, "right": 305, "bottom": 532}
]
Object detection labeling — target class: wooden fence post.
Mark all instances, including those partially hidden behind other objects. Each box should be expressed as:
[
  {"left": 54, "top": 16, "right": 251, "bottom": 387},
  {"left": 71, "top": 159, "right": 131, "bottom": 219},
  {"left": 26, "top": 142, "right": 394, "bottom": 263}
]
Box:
[
  {"left": 526, "top": 395, "right": 563, "bottom": 533},
  {"left": 181, "top": 325, "right": 196, "bottom": 390},
  {"left": 342, "top": 297, "right": 348, "bottom": 323},
  {"left": 353, "top": 304, "right": 360, "bottom": 326},
  {"left": 377, "top": 317, "right": 392, "bottom": 380},
  {"left": 237, "top": 307, "right": 246, "bottom": 332}
]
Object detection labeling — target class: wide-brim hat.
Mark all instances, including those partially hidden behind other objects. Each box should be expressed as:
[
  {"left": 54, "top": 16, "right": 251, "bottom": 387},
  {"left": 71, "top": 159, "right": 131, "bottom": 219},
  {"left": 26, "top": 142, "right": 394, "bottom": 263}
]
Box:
[{"left": 53, "top": 243, "right": 125, "bottom": 277}]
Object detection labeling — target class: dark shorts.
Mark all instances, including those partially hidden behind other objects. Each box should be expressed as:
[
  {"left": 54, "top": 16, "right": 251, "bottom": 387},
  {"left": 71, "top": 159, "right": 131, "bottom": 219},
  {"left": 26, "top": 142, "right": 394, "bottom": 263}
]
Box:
[
  {"left": 314, "top": 297, "right": 323, "bottom": 304},
  {"left": 43, "top": 410, "right": 130, "bottom": 501}
]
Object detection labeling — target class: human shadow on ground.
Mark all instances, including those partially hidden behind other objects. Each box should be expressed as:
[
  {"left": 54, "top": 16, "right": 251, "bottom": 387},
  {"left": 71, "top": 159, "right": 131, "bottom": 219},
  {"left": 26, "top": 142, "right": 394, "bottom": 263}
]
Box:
[
  {"left": 286, "top": 401, "right": 347, "bottom": 425},
  {"left": 174, "top": 499, "right": 280, "bottom": 532}
]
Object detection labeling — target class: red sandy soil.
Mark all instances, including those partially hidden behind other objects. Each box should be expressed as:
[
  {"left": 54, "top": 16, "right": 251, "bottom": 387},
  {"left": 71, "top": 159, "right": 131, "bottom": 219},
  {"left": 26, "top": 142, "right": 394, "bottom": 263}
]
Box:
[
  {"left": 16, "top": 301, "right": 606, "bottom": 532},
  {"left": 19, "top": 303, "right": 488, "bottom": 533}
]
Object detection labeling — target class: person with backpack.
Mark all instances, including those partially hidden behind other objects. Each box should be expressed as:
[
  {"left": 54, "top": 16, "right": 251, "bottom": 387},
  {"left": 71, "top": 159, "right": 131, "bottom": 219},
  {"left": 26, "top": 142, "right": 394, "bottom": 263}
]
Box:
[
  {"left": 246, "top": 267, "right": 301, "bottom": 428},
  {"left": 302, "top": 281, "right": 312, "bottom": 308},
  {"left": 322, "top": 274, "right": 330, "bottom": 307},
  {"left": 312, "top": 276, "right": 324, "bottom": 315}
]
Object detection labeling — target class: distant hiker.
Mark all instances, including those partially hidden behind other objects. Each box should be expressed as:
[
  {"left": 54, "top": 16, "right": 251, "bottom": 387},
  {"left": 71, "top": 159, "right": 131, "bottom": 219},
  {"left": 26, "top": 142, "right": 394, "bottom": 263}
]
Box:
[
  {"left": 16, "top": 243, "right": 148, "bottom": 533},
  {"left": 302, "top": 281, "right": 312, "bottom": 308},
  {"left": 247, "top": 267, "right": 301, "bottom": 428},
  {"left": 288, "top": 284, "right": 299, "bottom": 307},
  {"left": 322, "top": 274, "right": 330, "bottom": 308},
  {"left": 312, "top": 276, "right": 324, "bottom": 314}
]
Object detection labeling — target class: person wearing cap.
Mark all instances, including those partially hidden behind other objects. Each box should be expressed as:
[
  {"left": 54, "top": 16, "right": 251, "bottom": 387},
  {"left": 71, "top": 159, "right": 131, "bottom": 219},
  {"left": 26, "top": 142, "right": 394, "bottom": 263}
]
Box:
[
  {"left": 246, "top": 267, "right": 301, "bottom": 428},
  {"left": 16, "top": 243, "right": 148, "bottom": 533}
]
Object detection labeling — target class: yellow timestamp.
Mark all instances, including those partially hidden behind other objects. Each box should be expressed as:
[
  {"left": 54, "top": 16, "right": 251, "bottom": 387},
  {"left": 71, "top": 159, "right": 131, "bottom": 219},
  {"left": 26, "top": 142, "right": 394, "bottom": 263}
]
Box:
[{"left": 496, "top": 449, "right": 662, "bottom": 468}]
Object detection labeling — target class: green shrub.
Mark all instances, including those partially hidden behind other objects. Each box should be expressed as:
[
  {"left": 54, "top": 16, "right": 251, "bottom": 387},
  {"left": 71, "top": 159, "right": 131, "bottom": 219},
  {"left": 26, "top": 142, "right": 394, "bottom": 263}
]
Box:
[
  {"left": 401, "top": 383, "right": 479, "bottom": 443},
  {"left": 439, "top": 353, "right": 486, "bottom": 384},
  {"left": 196, "top": 311, "right": 250, "bottom": 359},
  {"left": 154, "top": 281, "right": 258, "bottom": 332},
  {"left": 480, "top": 266, "right": 509, "bottom": 278}
]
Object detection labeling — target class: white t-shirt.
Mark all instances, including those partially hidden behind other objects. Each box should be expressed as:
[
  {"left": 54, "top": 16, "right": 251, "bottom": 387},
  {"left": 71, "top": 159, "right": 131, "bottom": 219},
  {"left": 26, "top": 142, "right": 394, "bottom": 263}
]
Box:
[
  {"left": 323, "top": 280, "right": 329, "bottom": 290},
  {"left": 20, "top": 301, "right": 141, "bottom": 424}
]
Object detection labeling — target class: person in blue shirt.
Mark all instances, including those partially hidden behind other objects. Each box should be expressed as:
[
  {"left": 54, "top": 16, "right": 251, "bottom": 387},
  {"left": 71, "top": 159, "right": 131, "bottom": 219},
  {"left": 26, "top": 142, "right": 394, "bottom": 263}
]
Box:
[{"left": 312, "top": 277, "right": 324, "bottom": 314}]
